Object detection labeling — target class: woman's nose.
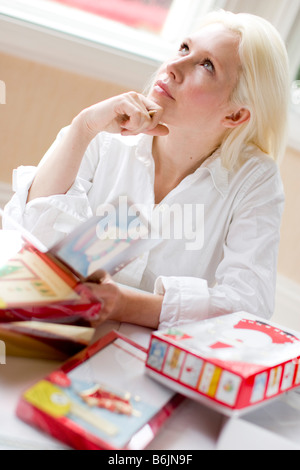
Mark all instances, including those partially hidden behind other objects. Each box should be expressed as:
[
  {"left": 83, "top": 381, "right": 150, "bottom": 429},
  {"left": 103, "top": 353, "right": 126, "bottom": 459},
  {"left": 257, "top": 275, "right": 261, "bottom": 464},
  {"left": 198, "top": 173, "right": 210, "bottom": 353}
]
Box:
[{"left": 166, "top": 57, "right": 187, "bottom": 83}]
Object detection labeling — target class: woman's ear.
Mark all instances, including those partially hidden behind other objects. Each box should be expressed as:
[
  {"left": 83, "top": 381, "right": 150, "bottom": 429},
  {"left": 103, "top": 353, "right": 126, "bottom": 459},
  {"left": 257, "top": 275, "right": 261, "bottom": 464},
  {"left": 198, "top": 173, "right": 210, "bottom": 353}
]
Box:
[{"left": 222, "top": 107, "right": 250, "bottom": 128}]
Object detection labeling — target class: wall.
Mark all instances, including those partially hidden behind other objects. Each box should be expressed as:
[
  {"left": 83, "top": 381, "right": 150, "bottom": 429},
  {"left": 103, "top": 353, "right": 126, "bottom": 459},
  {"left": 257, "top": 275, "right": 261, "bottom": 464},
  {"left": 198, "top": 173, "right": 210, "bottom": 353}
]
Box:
[
  {"left": 0, "top": 51, "right": 128, "bottom": 183},
  {"left": 278, "top": 146, "right": 300, "bottom": 284},
  {"left": 275, "top": 147, "right": 300, "bottom": 329}
]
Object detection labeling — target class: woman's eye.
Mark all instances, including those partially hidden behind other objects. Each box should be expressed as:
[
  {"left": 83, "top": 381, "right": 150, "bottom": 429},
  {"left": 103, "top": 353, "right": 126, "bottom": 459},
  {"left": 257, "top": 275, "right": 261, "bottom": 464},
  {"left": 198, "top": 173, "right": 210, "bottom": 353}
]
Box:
[
  {"left": 202, "top": 59, "right": 214, "bottom": 73},
  {"left": 179, "top": 42, "right": 189, "bottom": 55}
]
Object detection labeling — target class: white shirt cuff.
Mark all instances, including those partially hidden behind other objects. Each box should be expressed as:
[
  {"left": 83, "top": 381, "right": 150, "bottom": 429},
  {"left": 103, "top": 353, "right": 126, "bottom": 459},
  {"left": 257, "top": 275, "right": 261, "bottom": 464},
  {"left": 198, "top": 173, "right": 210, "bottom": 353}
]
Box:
[{"left": 154, "top": 276, "right": 210, "bottom": 330}]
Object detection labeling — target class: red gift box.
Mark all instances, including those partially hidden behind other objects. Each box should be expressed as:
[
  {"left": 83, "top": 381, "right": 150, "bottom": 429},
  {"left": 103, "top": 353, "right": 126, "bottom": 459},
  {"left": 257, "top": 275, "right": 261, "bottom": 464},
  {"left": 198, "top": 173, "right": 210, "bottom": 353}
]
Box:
[
  {"left": 16, "top": 331, "right": 184, "bottom": 449},
  {"left": 146, "top": 312, "right": 300, "bottom": 417}
]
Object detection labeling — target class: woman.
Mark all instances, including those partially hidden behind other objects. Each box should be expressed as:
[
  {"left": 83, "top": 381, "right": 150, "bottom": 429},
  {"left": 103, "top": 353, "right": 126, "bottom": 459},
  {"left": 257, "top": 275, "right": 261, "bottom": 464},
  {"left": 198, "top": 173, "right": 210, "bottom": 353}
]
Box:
[{"left": 4, "top": 10, "right": 290, "bottom": 330}]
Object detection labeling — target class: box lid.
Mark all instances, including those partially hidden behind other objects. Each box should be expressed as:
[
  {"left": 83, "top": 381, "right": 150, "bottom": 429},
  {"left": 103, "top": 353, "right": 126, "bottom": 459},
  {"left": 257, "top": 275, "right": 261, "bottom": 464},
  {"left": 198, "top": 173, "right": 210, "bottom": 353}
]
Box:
[{"left": 151, "top": 312, "right": 300, "bottom": 377}]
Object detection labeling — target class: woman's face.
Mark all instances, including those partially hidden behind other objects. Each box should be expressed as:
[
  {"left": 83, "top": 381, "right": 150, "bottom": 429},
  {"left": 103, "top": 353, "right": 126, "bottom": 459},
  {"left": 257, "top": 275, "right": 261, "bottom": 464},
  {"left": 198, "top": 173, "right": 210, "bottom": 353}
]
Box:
[{"left": 148, "top": 23, "right": 242, "bottom": 136}]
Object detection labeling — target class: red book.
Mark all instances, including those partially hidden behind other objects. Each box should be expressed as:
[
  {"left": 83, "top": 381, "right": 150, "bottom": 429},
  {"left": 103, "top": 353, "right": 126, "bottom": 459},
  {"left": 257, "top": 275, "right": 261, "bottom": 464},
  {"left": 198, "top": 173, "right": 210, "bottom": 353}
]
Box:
[{"left": 0, "top": 199, "right": 160, "bottom": 325}]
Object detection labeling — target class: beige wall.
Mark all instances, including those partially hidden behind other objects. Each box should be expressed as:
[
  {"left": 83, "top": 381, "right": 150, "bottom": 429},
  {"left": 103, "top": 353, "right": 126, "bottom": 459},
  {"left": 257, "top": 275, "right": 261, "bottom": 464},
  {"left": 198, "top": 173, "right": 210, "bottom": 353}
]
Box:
[
  {"left": 0, "top": 51, "right": 128, "bottom": 182},
  {"left": 0, "top": 50, "right": 299, "bottom": 284},
  {"left": 278, "top": 146, "right": 300, "bottom": 284}
]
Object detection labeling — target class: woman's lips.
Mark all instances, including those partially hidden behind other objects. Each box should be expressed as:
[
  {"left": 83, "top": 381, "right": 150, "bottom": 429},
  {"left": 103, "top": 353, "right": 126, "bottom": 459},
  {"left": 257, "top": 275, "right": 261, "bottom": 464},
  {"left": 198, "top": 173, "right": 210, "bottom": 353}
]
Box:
[{"left": 154, "top": 81, "right": 175, "bottom": 100}]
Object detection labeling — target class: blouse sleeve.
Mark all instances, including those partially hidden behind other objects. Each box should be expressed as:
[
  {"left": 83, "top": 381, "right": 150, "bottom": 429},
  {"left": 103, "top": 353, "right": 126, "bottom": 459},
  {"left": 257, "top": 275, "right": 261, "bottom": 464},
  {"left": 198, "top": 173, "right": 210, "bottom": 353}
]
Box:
[
  {"left": 154, "top": 161, "right": 285, "bottom": 330},
  {"left": 3, "top": 127, "right": 104, "bottom": 248}
]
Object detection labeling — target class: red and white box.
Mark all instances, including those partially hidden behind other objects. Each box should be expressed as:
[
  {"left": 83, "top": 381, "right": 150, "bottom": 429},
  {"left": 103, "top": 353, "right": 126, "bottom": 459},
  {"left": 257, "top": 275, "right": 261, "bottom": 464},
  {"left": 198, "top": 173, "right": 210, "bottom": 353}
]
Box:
[
  {"left": 16, "top": 331, "right": 183, "bottom": 450},
  {"left": 145, "top": 312, "right": 300, "bottom": 416}
]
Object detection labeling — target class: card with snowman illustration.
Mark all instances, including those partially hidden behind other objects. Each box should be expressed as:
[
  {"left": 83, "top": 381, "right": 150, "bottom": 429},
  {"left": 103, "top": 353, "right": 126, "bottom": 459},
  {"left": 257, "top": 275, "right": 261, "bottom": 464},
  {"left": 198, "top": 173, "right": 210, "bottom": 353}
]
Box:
[{"left": 145, "top": 312, "right": 300, "bottom": 416}]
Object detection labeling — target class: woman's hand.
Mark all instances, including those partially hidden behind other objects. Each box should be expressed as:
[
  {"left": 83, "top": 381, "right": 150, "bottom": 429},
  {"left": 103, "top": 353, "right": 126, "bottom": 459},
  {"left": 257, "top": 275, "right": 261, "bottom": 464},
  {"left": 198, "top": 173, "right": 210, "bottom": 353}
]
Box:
[
  {"left": 85, "top": 272, "right": 126, "bottom": 323},
  {"left": 84, "top": 271, "right": 163, "bottom": 329},
  {"left": 77, "top": 91, "right": 169, "bottom": 138},
  {"left": 27, "top": 91, "right": 168, "bottom": 202}
]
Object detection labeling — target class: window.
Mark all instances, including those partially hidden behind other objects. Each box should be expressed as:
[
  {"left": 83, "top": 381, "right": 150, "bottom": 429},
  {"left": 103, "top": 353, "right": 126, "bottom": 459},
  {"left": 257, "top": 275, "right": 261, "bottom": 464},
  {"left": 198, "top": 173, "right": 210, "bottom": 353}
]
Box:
[
  {"left": 0, "top": 0, "right": 300, "bottom": 149},
  {"left": 50, "top": 0, "right": 173, "bottom": 34},
  {"left": 0, "top": 0, "right": 225, "bottom": 89},
  {"left": 285, "top": 4, "right": 300, "bottom": 150},
  {"left": 1, "top": 0, "right": 299, "bottom": 82}
]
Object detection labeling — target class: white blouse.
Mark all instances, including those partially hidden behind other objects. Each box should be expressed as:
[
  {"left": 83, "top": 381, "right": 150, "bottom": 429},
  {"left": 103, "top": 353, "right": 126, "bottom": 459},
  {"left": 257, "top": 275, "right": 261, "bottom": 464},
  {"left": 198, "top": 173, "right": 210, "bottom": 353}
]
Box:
[{"left": 3, "top": 129, "right": 285, "bottom": 329}]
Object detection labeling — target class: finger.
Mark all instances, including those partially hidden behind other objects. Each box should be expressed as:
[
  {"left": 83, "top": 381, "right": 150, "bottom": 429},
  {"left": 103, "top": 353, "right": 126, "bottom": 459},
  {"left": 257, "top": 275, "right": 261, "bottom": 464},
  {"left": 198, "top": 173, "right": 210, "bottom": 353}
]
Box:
[
  {"left": 116, "top": 94, "right": 167, "bottom": 135},
  {"left": 145, "top": 123, "right": 169, "bottom": 136},
  {"left": 115, "top": 93, "right": 152, "bottom": 126},
  {"left": 120, "top": 108, "right": 153, "bottom": 132},
  {"left": 145, "top": 105, "right": 169, "bottom": 136},
  {"left": 121, "top": 109, "right": 168, "bottom": 136},
  {"left": 121, "top": 122, "right": 169, "bottom": 137},
  {"left": 86, "top": 269, "right": 107, "bottom": 283},
  {"left": 148, "top": 110, "right": 157, "bottom": 119},
  {"left": 119, "top": 94, "right": 159, "bottom": 130},
  {"left": 85, "top": 280, "right": 116, "bottom": 298}
]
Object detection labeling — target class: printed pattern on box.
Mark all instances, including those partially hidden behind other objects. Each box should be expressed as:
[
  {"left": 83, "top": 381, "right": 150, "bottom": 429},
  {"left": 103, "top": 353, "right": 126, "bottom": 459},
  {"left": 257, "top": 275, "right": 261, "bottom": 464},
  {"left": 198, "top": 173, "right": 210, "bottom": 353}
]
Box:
[
  {"left": 146, "top": 312, "right": 300, "bottom": 416},
  {"left": 147, "top": 338, "right": 242, "bottom": 408}
]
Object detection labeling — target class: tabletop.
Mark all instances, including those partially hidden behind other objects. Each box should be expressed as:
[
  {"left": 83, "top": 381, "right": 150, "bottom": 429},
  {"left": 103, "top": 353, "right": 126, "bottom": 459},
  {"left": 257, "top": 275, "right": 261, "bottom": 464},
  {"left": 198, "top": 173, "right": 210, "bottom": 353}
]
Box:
[
  {"left": 0, "top": 229, "right": 300, "bottom": 451},
  {"left": 1, "top": 320, "right": 300, "bottom": 451}
]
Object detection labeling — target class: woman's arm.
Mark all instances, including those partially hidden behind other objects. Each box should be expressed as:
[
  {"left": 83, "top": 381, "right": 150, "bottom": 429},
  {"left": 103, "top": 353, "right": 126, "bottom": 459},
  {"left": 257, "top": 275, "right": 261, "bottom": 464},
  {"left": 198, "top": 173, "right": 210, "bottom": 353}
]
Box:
[
  {"left": 27, "top": 93, "right": 167, "bottom": 202},
  {"left": 27, "top": 115, "right": 95, "bottom": 200}
]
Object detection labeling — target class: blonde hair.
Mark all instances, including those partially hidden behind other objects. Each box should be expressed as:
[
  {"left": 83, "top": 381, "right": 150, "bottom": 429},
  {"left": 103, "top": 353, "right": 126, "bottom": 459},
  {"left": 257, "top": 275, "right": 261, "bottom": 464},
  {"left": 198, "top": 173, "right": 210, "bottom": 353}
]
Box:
[{"left": 197, "top": 10, "right": 290, "bottom": 169}]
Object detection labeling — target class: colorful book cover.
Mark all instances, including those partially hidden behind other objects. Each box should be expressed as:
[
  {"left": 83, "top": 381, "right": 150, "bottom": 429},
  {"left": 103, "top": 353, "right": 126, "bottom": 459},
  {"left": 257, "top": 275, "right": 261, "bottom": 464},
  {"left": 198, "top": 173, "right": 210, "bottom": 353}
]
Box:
[
  {"left": 16, "top": 331, "right": 184, "bottom": 450},
  {"left": 0, "top": 245, "right": 80, "bottom": 309},
  {"left": 50, "top": 198, "right": 160, "bottom": 280},
  {"left": 145, "top": 312, "right": 300, "bottom": 417}
]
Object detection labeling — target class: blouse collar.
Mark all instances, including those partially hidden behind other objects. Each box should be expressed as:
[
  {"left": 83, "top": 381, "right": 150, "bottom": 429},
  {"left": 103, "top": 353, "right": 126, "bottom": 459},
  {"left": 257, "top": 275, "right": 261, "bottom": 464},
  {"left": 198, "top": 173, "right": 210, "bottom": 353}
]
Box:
[{"left": 135, "top": 134, "right": 230, "bottom": 198}]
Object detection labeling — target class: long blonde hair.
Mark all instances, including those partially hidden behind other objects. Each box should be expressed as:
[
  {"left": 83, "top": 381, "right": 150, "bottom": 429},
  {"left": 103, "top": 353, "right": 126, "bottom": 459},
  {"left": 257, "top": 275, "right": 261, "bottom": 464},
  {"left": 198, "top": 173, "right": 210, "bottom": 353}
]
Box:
[{"left": 197, "top": 10, "right": 290, "bottom": 169}]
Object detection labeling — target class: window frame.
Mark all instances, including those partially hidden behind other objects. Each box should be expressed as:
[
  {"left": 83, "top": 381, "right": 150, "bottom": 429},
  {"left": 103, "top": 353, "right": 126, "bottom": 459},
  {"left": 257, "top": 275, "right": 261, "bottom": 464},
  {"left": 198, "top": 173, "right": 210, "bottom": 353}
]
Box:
[{"left": 0, "top": 0, "right": 177, "bottom": 90}]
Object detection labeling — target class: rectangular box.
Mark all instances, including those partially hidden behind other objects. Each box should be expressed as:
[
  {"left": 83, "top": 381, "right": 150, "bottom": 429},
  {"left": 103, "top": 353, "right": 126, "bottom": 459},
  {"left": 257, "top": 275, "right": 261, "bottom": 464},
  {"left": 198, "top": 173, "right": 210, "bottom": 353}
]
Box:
[
  {"left": 146, "top": 312, "right": 300, "bottom": 417},
  {"left": 16, "top": 331, "right": 183, "bottom": 450}
]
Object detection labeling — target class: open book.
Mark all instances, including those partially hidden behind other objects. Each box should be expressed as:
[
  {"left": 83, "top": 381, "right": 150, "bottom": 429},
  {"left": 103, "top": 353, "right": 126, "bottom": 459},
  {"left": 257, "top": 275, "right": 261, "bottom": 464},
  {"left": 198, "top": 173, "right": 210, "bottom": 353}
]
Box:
[{"left": 0, "top": 198, "right": 161, "bottom": 312}]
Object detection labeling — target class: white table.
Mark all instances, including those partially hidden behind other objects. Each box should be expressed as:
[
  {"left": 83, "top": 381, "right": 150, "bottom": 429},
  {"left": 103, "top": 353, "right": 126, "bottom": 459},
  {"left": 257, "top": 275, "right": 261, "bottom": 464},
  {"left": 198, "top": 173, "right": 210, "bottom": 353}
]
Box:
[
  {"left": 1, "top": 320, "right": 300, "bottom": 451},
  {"left": 1, "top": 229, "right": 300, "bottom": 450}
]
